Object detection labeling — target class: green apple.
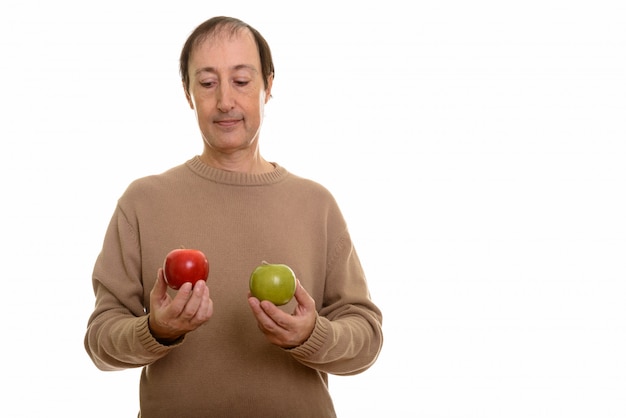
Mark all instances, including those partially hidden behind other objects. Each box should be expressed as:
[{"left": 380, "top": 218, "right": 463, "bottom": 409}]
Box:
[{"left": 249, "top": 262, "right": 296, "bottom": 306}]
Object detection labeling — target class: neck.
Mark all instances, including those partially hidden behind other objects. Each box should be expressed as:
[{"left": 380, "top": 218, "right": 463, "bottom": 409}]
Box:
[{"left": 199, "top": 150, "right": 274, "bottom": 174}]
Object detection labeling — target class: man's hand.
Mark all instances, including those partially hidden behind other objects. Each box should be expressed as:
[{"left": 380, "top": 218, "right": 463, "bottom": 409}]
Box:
[
  {"left": 148, "top": 268, "right": 213, "bottom": 344},
  {"left": 248, "top": 280, "right": 317, "bottom": 348}
]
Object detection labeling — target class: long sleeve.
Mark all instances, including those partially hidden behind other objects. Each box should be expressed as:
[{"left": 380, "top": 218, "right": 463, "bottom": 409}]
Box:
[
  {"left": 84, "top": 204, "right": 179, "bottom": 371},
  {"left": 289, "top": 228, "right": 383, "bottom": 375}
]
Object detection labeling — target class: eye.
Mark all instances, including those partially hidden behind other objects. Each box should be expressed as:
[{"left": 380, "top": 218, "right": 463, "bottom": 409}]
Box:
[
  {"left": 234, "top": 80, "right": 250, "bottom": 87},
  {"left": 199, "top": 80, "right": 216, "bottom": 88}
]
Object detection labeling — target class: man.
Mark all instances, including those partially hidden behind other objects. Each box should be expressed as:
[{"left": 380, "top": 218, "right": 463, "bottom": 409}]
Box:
[{"left": 85, "top": 16, "right": 383, "bottom": 418}]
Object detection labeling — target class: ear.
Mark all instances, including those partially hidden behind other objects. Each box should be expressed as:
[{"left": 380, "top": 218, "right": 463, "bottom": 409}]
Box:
[
  {"left": 264, "top": 74, "right": 274, "bottom": 104},
  {"left": 183, "top": 82, "right": 194, "bottom": 109}
]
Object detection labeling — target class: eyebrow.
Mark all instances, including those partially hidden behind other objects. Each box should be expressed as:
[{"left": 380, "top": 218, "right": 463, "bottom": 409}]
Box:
[{"left": 194, "top": 64, "right": 258, "bottom": 76}]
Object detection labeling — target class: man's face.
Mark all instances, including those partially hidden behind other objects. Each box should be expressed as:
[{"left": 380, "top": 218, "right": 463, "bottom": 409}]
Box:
[{"left": 185, "top": 29, "right": 272, "bottom": 158}]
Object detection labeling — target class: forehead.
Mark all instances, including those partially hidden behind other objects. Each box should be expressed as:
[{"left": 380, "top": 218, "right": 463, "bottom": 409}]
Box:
[{"left": 189, "top": 28, "right": 260, "bottom": 71}]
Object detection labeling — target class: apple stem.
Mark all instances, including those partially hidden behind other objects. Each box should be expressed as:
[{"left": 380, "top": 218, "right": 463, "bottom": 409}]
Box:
[{"left": 261, "top": 260, "right": 268, "bottom": 265}]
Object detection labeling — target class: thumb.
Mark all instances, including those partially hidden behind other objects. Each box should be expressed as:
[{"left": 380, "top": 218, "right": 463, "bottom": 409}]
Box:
[
  {"left": 292, "top": 279, "right": 314, "bottom": 308},
  {"left": 152, "top": 268, "right": 168, "bottom": 298}
]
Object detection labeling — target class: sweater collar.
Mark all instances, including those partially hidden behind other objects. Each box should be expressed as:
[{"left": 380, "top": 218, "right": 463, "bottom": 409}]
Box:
[{"left": 186, "top": 155, "right": 288, "bottom": 186}]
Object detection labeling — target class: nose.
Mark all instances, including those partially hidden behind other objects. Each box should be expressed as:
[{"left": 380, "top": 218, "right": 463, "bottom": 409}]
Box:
[{"left": 216, "top": 83, "right": 235, "bottom": 112}]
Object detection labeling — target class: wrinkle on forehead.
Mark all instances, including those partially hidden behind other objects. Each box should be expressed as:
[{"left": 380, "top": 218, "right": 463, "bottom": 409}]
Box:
[
  {"left": 191, "top": 33, "right": 259, "bottom": 73},
  {"left": 194, "top": 24, "right": 253, "bottom": 50}
]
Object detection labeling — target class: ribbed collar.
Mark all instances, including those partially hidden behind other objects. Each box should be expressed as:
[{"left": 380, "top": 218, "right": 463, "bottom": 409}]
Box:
[{"left": 185, "top": 155, "right": 288, "bottom": 186}]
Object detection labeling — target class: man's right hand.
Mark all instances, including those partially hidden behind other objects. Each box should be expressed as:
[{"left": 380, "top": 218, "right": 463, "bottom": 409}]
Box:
[{"left": 148, "top": 268, "right": 213, "bottom": 344}]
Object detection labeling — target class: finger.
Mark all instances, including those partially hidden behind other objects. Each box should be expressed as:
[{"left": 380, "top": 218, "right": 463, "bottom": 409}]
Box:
[
  {"left": 199, "top": 288, "right": 214, "bottom": 321},
  {"left": 167, "top": 282, "right": 194, "bottom": 316},
  {"left": 259, "top": 300, "right": 292, "bottom": 330},
  {"left": 248, "top": 297, "right": 278, "bottom": 329},
  {"left": 248, "top": 296, "right": 266, "bottom": 319},
  {"left": 181, "top": 280, "right": 208, "bottom": 319}
]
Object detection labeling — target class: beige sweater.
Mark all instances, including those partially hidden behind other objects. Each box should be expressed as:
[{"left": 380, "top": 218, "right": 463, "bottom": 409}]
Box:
[{"left": 84, "top": 156, "right": 383, "bottom": 418}]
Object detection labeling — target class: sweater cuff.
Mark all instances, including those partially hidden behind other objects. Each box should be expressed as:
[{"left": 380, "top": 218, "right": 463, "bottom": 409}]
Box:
[
  {"left": 287, "top": 315, "right": 329, "bottom": 358},
  {"left": 137, "top": 315, "right": 184, "bottom": 354}
]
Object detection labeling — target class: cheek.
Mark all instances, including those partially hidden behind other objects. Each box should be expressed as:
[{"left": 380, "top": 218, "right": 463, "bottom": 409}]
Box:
[{"left": 193, "top": 98, "right": 215, "bottom": 116}]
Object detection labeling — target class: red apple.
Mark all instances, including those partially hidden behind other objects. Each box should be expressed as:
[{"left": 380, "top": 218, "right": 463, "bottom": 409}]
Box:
[
  {"left": 163, "top": 248, "right": 209, "bottom": 290},
  {"left": 249, "top": 262, "right": 296, "bottom": 306}
]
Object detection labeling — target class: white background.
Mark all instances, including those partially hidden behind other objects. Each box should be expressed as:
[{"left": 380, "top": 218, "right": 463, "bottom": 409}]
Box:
[{"left": 1, "top": 1, "right": 625, "bottom": 417}]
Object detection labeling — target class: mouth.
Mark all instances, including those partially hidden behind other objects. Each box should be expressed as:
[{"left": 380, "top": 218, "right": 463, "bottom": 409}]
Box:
[{"left": 214, "top": 118, "right": 241, "bottom": 128}]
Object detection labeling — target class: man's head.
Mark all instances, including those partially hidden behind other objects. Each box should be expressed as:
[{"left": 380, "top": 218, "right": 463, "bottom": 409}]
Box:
[
  {"left": 180, "top": 16, "right": 275, "bottom": 171},
  {"left": 180, "top": 16, "right": 274, "bottom": 97}
]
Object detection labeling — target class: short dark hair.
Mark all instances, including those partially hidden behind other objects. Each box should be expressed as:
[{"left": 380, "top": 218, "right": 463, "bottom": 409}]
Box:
[{"left": 179, "top": 16, "right": 275, "bottom": 95}]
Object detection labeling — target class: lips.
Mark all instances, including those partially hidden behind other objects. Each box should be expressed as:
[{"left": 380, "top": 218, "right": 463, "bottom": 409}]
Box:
[{"left": 214, "top": 118, "right": 241, "bottom": 128}]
